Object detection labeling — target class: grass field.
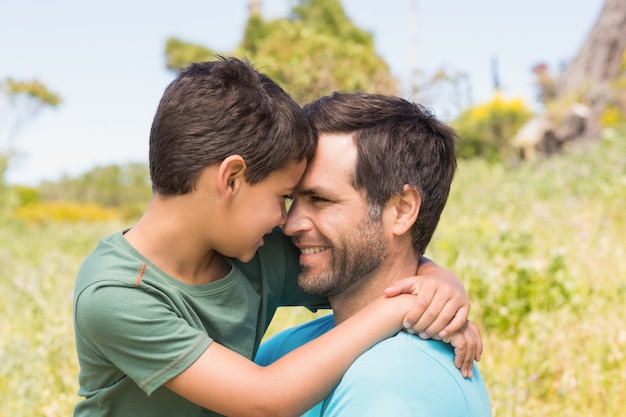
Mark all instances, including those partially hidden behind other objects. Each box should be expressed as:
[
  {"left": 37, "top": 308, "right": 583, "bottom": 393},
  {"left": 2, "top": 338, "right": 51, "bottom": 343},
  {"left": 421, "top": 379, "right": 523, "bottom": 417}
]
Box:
[{"left": 1, "top": 132, "right": 624, "bottom": 416}]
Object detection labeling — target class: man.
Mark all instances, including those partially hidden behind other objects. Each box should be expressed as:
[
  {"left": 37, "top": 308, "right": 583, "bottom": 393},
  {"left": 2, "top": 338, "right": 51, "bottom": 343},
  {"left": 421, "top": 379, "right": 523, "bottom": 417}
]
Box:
[{"left": 256, "top": 92, "right": 492, "bottom": 416}]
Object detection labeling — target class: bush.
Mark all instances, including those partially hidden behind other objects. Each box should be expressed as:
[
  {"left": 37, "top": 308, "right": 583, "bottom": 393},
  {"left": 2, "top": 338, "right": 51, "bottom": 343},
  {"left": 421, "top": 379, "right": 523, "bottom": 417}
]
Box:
[
  {"left": 452, "top": 93, "right": 533, "bottom": 162},
  {"left": 13, "top": 201, "right": 118, "bottom": 224}
]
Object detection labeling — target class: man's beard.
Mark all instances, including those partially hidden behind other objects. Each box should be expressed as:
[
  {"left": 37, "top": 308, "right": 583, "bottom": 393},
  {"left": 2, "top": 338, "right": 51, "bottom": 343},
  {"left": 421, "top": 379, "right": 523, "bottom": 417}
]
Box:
[{"left": 298, "top": 211, "right": 388, "bottom": 297}]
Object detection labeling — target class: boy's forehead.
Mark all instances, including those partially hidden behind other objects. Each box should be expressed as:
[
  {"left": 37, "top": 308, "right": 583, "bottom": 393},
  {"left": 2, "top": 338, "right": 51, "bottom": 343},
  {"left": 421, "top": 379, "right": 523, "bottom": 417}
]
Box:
[{"left": 279, "top": 159, "right": 307, "bottom": 187}]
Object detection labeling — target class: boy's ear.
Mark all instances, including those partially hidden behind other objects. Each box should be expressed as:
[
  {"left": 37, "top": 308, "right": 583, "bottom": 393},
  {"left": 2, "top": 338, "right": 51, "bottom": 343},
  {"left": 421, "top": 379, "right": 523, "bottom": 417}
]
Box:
[
  {"left": 389, "top": 184, "right": 421, "bottom": 236},
  {"left": 217, "top": 155, "right": 247, "bottom": 198}
]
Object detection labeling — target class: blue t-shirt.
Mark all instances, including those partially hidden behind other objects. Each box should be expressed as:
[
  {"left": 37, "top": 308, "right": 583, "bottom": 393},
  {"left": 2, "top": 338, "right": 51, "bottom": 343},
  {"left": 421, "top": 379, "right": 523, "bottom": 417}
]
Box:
[{"left": 256, "top": 315, "right": 492, "bottom": 416}]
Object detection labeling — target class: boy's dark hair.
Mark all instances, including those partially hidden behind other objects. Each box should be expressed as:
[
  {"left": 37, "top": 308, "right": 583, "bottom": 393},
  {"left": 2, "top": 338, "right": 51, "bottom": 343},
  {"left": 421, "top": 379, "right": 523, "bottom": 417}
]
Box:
[
  {"left": 149, "top": 56, "right": 315, "bottom": 195},
  {"left": 304, "top": 92, "right": 457, "bottom": 255}
]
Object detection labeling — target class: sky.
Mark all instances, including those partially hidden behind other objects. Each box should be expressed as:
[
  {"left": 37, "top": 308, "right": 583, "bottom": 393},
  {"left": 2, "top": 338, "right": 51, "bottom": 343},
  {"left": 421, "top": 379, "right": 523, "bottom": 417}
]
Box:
[{"left": 1, "top": 0, "right": 605, "bottom": 185}]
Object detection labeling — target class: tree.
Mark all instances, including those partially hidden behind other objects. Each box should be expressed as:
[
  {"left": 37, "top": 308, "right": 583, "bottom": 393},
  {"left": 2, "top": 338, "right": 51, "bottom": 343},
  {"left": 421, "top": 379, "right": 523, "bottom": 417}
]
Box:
[
  {"left": 515, "top": 0, "right": 626, "bottom": 158},
  {"left": 164, "top": 0, "right": 397, "bottom": 104},
  {"left": 0, "top": 78, "right": 61, "bottom": 149},
  {"left": 164, "top": 38, "right": 218, "bottom": 72},
  {"left": 38, "top": 162, "right": 152, "bottom": 218},
  {"left": 0, "top": 78, "right": 61, "bottom": 186}
]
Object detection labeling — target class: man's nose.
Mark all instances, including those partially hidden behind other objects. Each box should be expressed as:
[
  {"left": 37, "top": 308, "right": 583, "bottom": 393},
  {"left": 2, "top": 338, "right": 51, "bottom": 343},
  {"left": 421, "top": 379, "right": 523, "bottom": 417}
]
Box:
[{"left": 282, "top": 200, "right": 310, "bottom": 236}]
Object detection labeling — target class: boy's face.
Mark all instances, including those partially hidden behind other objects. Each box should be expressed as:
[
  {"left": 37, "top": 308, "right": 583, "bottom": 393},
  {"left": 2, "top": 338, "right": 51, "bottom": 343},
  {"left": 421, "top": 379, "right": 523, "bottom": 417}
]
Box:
[{"left": 227, "top": 158, "right": 306, "bottom": 262}]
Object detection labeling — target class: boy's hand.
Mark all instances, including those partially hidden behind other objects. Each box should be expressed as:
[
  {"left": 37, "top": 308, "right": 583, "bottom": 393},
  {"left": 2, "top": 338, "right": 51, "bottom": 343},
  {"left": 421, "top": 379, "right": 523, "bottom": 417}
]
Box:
[
  {"left": 444, "top": 320, "right": 483, "bottom": 378},
  {"left": 383, "top": 258, "right": 483, "bottom": 377},
  {"left": 384, "top": 258, "right": 469, "bottom": 339}
]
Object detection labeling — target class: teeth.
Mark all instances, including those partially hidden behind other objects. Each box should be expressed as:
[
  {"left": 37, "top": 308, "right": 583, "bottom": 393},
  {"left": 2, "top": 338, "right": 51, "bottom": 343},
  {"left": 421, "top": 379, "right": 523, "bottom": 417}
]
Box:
[{"left": 301, "top": 247, "right": 326, "bottom": 255}]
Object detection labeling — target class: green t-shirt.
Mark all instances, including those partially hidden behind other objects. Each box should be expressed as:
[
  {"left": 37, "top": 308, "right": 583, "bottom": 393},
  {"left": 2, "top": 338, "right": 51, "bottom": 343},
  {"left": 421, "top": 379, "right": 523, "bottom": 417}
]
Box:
[{"left": 73, "top": 228, "right": 327, "bottom": 416}]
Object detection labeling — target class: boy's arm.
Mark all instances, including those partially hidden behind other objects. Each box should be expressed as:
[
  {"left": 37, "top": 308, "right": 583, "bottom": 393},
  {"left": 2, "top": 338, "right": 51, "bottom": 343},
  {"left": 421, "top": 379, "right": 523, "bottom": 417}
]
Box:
[
  {"left": 166, "top": 294, "right": 415, "bottom": 417},
  {"left": 387, "top": 256, "right": 469, "bottom": 338}
]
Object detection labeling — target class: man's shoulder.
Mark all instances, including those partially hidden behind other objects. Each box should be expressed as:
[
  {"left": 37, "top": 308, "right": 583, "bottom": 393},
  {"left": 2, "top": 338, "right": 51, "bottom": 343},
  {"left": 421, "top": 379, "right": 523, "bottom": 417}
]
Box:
[
  {"left": 255, "top": 315, "right": 334, "bottom": 365},
  {"left": 373, "top": 331, "right": 457, "bottom": 364},
  {"left": 321, "top": 332, "right": 492, "bottom": 416},
  {"left": 277, "top": 314, "right": 334, "bottom": 340},
  {"left": 351, "top": 332, "right": 487, "bottom": 391},
  {"left": 349, "top": 332, "right": 460, "bottom": 377}
]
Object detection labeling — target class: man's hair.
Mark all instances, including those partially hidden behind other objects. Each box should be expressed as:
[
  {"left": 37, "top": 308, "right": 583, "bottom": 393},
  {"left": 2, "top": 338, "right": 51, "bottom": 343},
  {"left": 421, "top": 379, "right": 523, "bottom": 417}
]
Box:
[
  {"left": 304, "top": 92, "right": 457, "bottom": 255},
  {"left": 149, "top": 56, "right": 315, "bottom": 195}
]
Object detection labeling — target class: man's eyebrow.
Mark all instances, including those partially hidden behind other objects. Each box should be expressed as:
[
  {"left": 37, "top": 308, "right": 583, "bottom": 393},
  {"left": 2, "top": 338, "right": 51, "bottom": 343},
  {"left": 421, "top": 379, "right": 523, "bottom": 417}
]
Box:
[
  {"left": 295, "top": 186, "right": 328, "bottom": 197},
  {"left": 294, "top": 187, "right": 318, "bottom": 196}
]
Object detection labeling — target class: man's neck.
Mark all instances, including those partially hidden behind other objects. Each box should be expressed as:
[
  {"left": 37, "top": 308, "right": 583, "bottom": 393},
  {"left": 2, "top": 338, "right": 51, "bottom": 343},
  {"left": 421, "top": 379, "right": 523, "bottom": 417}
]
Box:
[{"left": 330, "top": 248, "right": 420, "bottom": 325}]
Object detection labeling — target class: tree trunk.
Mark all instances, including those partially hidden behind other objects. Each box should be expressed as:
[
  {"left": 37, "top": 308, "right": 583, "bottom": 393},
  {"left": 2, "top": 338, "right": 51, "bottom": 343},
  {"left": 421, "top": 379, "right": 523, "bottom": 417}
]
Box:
[
  {"left": 557, "top": 0, "right": 626, "bottom": 140},
  {"left": 558, "top": 0, "right": 626, "bottom": 94},
  {"left": 249, "top": 0, "right": 262, "bottom": 16}
]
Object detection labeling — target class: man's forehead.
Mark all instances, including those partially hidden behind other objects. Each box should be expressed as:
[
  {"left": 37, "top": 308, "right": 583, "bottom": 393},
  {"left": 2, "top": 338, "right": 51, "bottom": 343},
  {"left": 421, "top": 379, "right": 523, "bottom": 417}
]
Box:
[{"left": 297, "top": 132, "right": 356, "bottom": 191}]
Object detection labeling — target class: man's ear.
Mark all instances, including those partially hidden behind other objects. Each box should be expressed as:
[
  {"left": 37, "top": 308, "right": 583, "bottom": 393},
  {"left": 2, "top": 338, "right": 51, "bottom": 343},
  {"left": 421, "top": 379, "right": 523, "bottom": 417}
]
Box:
[
  {"left": 217, "top": 155, "right": 247, "bottom": 198},
  {"left": 390, "top": 184, "right": 421, "bottom": 236}
]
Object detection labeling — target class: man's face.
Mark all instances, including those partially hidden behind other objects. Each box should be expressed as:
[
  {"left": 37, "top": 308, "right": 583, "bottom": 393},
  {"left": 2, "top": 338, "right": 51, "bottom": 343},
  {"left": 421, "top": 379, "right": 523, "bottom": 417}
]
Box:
[{"left": 283, "top": 133, "right": 388, "bottom": 297}]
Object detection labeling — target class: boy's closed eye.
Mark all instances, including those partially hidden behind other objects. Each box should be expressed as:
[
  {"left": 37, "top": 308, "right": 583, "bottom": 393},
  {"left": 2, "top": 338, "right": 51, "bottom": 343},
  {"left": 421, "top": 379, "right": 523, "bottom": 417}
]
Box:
[{"left": 283, "top": 194, "right": 295, "bottom": 211}]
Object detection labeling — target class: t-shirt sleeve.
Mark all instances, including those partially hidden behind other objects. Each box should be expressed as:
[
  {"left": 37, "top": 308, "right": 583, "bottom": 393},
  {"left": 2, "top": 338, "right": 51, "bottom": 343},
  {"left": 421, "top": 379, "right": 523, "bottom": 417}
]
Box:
[
  {"left": 75, "top": 283, "right": 212, "bottom": 395},
  {"left": 253, "top": 329, "right": 291, "bottom": 366}
]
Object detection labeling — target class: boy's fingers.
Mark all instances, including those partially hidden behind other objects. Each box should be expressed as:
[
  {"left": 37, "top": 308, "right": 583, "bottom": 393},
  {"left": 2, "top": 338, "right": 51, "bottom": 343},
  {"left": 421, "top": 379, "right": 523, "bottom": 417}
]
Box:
[
  {"left": 418, "top": 300, "right": 458, "bottom": 339},
  {"left": 384, "top": 277, "right": 420, "bottom": 297},
  {"left": 403, "top": 286, "right": 438, "bottom": 333},
  {"left": 437, "top": 305, "right": 469, "bottom": 338},
  {"left": 468, "top": 321, "right": 483, "bottom": 361}
]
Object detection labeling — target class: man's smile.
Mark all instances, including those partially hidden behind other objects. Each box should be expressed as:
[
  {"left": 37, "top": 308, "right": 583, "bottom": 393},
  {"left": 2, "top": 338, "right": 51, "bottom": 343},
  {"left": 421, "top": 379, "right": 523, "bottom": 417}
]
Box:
[{"left": 300, "top": 246, "right": 328, "bottom": 255}]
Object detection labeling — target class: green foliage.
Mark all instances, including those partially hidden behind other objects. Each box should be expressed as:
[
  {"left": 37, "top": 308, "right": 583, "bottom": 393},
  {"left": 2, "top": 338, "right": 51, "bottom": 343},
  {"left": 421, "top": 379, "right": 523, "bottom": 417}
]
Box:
[
  {"left": 12, "top": 185, "right": 41, "bottom": 207},
  {"left": 452, "top": 93, "right": 533, "bottom": 162},
  {"left": 235, "top": 0, "right": 396, "bottom": 104},
  {"left": 445, "top": 226, "right": 573, "bottom": 335},
  {"left": 38, "top": 162, "right": 152, "bottom": 219},
  {"left": 164, "top": 0, "right": 397, "bottom": 104},
  {"left": 2, "top": 78, "right": 62, "bottom": 107},
  {"left": 430, "top": 127, "right": 626, "bottom": 332},
  {"left": 14, "top": 201, "right": 118, "bottom": 224},
  {"left": 1, "top": 78, "right": 62, "bottom": 178},
  {"left": 164, "top": 38, "right": 219, "bottom": 71},
  {"left": 291, "top": 0, "right": 373, "bottom": 46},
  {"left": 2, "top": 123, "right": 625, "bottom": 415},
  {"left": 425, "top": 128, "right": 626, "bottom": 415},
  {"left": 0, "top": 152, "right": 9, "bottom": 192},
  {"left": 0, "top": 217, "right": 125, "bottom": 416}
]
